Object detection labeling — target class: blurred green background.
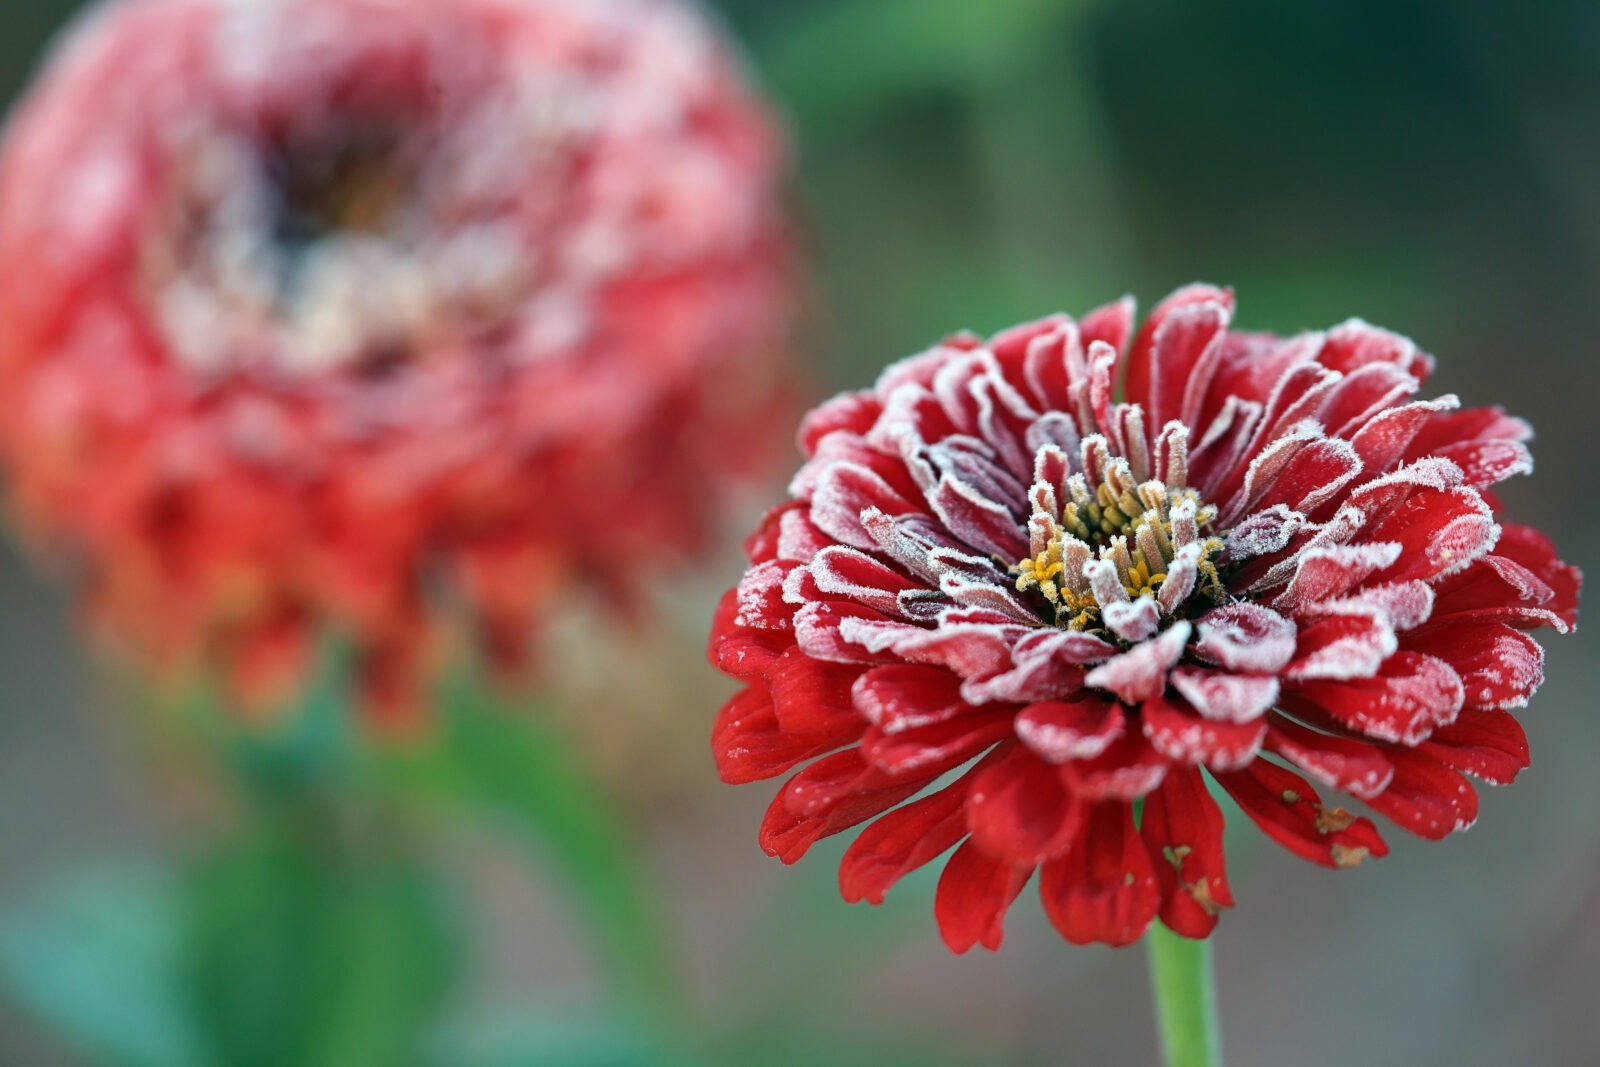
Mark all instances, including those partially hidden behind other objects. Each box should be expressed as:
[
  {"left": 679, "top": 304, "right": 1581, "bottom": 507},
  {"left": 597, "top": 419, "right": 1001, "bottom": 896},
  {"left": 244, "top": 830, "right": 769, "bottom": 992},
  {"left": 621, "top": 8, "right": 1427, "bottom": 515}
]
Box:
[{"left": 2, "top": 0, "right": 1598, "bottom": 1064}]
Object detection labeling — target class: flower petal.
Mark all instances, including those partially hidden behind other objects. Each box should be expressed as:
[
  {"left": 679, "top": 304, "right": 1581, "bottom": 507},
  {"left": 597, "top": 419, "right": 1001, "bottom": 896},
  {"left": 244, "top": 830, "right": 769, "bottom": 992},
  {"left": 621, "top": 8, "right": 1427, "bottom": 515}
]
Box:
[
  {"left": 1213, "top": 760, "right": 1390, "bottom": 869},
  {"left": 1140, "top": 766, "right": 1235, "bottom": 938},
  {"left": 1193, "top": 604, "right": 1296, "bottom": 674},
  {"left": 934, "top": 839, "right": 1033, "bottom": 953},
  {"left": 1039, "top": 801, "right": 1159, "bottom": 947},
  {"left": 1015, "top": 696, "right": 1126, "bottom": 763},
  {"left": 966, "top": 743, "right": 1085, "bottom": 865}
]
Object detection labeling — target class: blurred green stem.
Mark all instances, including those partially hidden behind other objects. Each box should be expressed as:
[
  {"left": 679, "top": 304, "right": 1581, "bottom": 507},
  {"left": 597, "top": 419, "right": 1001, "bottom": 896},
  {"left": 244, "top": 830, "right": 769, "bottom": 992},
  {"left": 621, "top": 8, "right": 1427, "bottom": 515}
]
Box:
[
  {"left": 1146, "top": 921, "right": 1222, "bottom": 1067},
  {"left": 376, "top": 681, "right": 697, "bottom": 1054}
]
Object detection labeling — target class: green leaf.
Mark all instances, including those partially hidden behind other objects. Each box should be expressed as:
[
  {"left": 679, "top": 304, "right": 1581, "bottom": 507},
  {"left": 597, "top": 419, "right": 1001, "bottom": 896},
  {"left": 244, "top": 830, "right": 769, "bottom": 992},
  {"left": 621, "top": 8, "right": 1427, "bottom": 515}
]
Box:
[
  {"left": 0, "top": 861, "right": 205, "bottom": 1067},
  {"left": 183, "top": 827, "right": 460, "bottom": 1067}
]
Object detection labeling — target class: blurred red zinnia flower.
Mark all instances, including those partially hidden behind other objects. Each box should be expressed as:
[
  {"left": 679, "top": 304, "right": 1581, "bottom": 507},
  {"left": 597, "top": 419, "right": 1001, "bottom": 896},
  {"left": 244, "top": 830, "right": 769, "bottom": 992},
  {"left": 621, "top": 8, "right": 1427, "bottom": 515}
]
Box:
[
  {"left": 709, "top": 285, "right": 1579, "bottom": 949},
  {"left": 0, "top": 0, "right": 793, "bottom": 720}
]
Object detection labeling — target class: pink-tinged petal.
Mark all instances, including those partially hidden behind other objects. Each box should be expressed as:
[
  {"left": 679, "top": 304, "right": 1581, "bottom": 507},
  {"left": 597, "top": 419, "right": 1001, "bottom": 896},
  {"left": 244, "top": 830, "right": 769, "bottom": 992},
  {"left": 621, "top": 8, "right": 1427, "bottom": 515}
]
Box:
[
  {"left": 1080, "top": 294, "right": 1136, "bottom": 356},
  {"left": 1221, "top": 504, "right": 1306, "bottom": 563},
  {"left": 1493, "top": 523, "right": 1581, "bottom": 630},
  {"left": 1285, "top": 611, "right": 1397, "bottom": 681},
  {"left": 966, "top": 743, "right": 1086, "bottom": 865},
  {"left": 1104, "top": 595, "right": 1162, "bottom": 643},
  {"left": 760, "top": 750, "right": 928, "bottom": 863},
  {"left": 1021, "top": 327, "right": 1082, "bottom": 415},
  {"left": 853, "top": 664, "right": 966, "bottom": 732},
  {"left": 709, "top": 588, "right": 794, "bottom": 680},
  {"left": 959, "top": 628, "right": 1111, "bottom": 705},
  {"left": 1084, "top": 621, "right": 1191, "bottom": 704},
  {"left": 744, "top": 501, "right": 805, "bottom": 564},
  {"left": 1404, "top": 406, "right": 1534, "bottom": 487},
  {"left": 1404, "top": 621, "right": 1544, "bottom": 710},
  {"left": 1193, "top": 604, "right": 1296, "bottom": 674},
  {"left": 1365, "top": 486, "right": 1498, "bottom": 585},
  {"left": 1141, "top": 693, "right": 1267, "bottom": 772},
  {"left": 1263, "top": 717, "right": 1394, "bottom": 799},
  {"left": 1286, "top": 650, "right": 1463, "bottom": 745},
  {"left": 777, "top": 508, "right": 834, "bottom": 564},
  {"left": 1363, "top": 747, "right": 1479, "bottom": 839},
  {"left": 809, "top": 461, "right": 919, "bottom": 551},
  {"left": 861, "top": 711, "right": 1014, "bottom": 775},
  {"left": 1414, "top": 709, "right": 1530, "bottom": 785},
  {"left": 1240, "top": 434, "right": 1363, "bottom": 520},
  {"left": 793, "top": 601, "right": 904, "bottom": 664},
  {"left": 713, "top": 685, "right": 858, "bottom": 786},
  {"left": 807, "top": 545, "right": 926, "bottom": 617},
  {"left": 888, "top": 618, "right": 1028, "bottom": 680},
  {"left": 1317, "top": 362, "right": 1420, "bottom": 440},
  {"left": 1170, "top": 666, "right": 1279, "bottom": 723},
  {"left": 1143, "top": 300, "right": 1231, "bottom": 430},
  {"left": 1141, "top": 767, "right": 1235, "bottom": 938},
  {"left": 934, "top": 839, "right": 1033, "bottom": 953},
  {"left": 1318, "top": 319, "right": 1431, "bottom": 379},
  {"left": 1061, "top": 732, "right": 1169, "bottom": 801},
  {"left": 798, "top": 390, "right": 881, "bottom": 456},
  {"left": 1272, "top": 542, "right": 1401, "bottom": 617},
  {"left": 839, "top": 770, "right": 973, "bottom": 905},
  {"left": 927, "top": 473, "right": 1029, "bottom": 559},
  {"left": 736, "top": 560, "right": 797, "bottom": 628},
  {"left": 1213, "top": 760, "right": 1390, "bottom": 870},
  {"left": 1124, "top": 284, "right": 1233, "bottom": 414},
  {"left": 1016, "top": 697, "right": 1126, "bottom": 763},
  {"left": 1304, "top": 580, "right": 1435, "bottom": 633},
  {"left": 1039, "top": 801, "right": 1159, "bottom": 947}
]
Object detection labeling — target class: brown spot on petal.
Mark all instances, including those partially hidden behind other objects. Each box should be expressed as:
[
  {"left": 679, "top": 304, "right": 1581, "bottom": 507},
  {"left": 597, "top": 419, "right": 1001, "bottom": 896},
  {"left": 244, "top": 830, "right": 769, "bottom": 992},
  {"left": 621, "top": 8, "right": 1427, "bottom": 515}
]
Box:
[
  {"left": 1162, "top": 844, "right": 1192, "bottom": 869},
  {"left": 1315, "top": 805, "right": 1357, "bottom": 834},
  {"left": 1185, "top": 876, "right": 1223, "bottom": 916},
  {"left": 1331, "top": 843, "right": 1372, "bottom": 868},
  {"left": 1281, "top": 789, "right": 1301, "bottom": 805}
]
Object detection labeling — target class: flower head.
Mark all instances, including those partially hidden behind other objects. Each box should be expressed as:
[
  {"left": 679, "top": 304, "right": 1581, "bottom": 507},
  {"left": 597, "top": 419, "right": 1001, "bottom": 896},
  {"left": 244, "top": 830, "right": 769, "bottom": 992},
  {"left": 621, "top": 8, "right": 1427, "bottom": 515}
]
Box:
[
  {"left": 0, "top": 0, "right": 793, "bottom": 720},
  {"left": 709, "top": 285, "right": 1579, "bottom": 949}
]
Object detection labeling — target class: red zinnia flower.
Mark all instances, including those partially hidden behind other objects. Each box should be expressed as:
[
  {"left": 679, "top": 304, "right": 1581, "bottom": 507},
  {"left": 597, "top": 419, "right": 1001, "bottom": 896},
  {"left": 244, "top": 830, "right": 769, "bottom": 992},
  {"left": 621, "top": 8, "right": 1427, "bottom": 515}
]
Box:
[
  {"left": 709, "top": 285, "right": 1579, "bottom": 949},
  {"left": 0, "top": 0, "right": 793, "bottom": 720}
]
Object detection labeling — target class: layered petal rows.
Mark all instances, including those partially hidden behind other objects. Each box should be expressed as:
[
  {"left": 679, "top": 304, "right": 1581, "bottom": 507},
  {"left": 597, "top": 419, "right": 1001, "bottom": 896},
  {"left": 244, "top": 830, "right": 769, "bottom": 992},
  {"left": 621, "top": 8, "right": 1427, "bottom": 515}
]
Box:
[
  {"left": 0, "top": 0, "right": 793, "bottom": 720},
  {"left": 710, "top": 285, "right": 1578, "bottom": 949}
]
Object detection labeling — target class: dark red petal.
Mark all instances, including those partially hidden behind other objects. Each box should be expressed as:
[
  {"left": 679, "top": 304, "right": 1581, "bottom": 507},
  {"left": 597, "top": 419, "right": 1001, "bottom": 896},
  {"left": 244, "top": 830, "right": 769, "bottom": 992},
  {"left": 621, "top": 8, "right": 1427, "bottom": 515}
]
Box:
[
  {"left": 1140, "top": 766, "right": 1235, "bottom": 939},
  {"left": 713, "top": 685, "right": 853, "bottom": 785},
  {"left": 1193, "top": 604, "right": 1297, "bottom": 674},
  {"left": 852, "top": 663, "right": 968, "bottom": 732},
  {"left": 1263, "top": 717, "right": 1394, "bottom": 799},
  {"left": 1363, "top": 747, "right": 1479, "bottom": 839},
  {"left": 1404, "top": 406, "right": 1534, "bottom": 487},
  {"left": 1141, "top": 694, "right": 1267, "bottom": 772},
  {"left": 768, "top": 648, "right": 868, "bottom": 736},
  {"left": 1404, "top": 621, "right": 1544, "bottom": 710},
  {"left": 966, "top": 743, "right": 1085, "bottom": 865},
  {"left": 839, "top": 769, "right": 977, "bottom": 905},
  {"left": 1286, "top": 650, "right": 1463, "bottom": 745},
  {"left": 934, "top": 839, "right": 1033, "bottom": 953},
  {"left": 1039, "top": 802, "right": 1159, "bottom": 947},
  {"left": 1015, "top": 696, "right": 1126, "bottom": 763},
  {"left": 1429, "top": 554, "right": 1567, "bottom": 632},
  {"left": 1213, "top": 760, "right": 1390, "bottom": 869},
  {"left": 861, "top": 710, "right": 1014, "bottom": 775},
  {"left": 759, "top": 750, "right": 928, "bottom": 863},
  {"left": 1414, "top": 709, "right": 1530, "bottom": 785}
]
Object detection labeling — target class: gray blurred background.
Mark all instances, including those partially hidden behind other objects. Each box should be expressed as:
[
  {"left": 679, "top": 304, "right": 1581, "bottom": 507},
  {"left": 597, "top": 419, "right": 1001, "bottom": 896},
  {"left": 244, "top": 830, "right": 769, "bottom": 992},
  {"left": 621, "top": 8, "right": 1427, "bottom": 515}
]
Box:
[{"left": 2, "top": 0, "right": 1597, "bottom": 1063}]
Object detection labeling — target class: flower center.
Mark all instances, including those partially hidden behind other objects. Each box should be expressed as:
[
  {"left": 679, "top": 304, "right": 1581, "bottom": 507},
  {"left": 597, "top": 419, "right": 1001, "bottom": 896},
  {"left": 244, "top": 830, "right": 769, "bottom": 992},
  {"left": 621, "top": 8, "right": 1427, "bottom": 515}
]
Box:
[{"left": 1009, "top": 434, "right": 1227, "bottom": 635}]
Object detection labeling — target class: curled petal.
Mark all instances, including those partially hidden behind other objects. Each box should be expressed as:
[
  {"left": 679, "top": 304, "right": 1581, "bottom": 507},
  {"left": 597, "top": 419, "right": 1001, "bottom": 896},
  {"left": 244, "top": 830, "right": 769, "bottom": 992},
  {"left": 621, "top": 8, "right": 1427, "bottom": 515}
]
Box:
[
  {"left": 1141, "top": 694, "right": 1267, "bottom": 771},
  {"left": 1015, "top": 697, "right": 1126, "bottom": 763},
  {"left": 1170, "top": 666, "right": 1279, "bottom": 723},
  {"left": 1084, "top": 621, "right": 1191, "bottom": 704},
  {"left": 1193, "top": 604, "right": 1296, "bottom": 674},
  {"left": 1363, "top": 747, "right": 1479, "bottom": 839}
]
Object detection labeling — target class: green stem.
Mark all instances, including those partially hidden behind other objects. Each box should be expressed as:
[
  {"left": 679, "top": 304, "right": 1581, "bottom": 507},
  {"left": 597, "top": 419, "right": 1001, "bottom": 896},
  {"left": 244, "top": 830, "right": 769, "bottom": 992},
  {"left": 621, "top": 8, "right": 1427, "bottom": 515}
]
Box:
[{"left": 1146, "top": 920, "right": 1223, "bottom": 1067}]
